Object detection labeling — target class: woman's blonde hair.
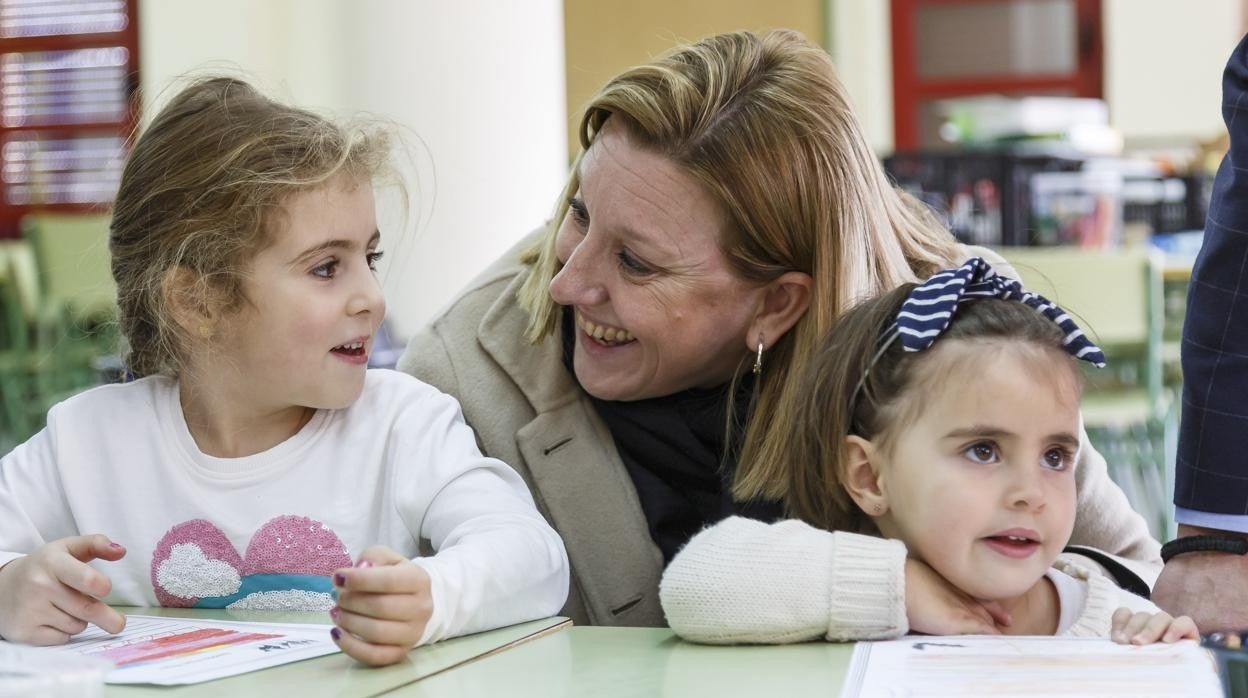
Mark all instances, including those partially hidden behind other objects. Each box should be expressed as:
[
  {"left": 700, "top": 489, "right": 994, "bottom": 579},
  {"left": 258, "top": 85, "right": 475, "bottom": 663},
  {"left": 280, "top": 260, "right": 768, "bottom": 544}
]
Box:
[
  {"left": 517, "top": 29, "right": 965, "bottom": 502},
  {"left": 110, "top": 76, "right": 390, "bottom": 378}
]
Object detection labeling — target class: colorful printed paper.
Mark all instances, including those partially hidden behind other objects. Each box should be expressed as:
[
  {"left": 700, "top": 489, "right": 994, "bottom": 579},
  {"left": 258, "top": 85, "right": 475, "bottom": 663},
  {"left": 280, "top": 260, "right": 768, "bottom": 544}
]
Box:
[{"left": 33, "top": 615, "right": 338, "bottom": 685}]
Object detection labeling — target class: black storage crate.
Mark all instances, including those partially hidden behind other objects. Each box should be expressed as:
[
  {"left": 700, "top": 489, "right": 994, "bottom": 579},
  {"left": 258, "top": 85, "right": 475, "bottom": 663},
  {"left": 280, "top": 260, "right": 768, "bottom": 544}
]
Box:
[{"left": 884, "top": 151, "right": 1087, "bottom": 246}]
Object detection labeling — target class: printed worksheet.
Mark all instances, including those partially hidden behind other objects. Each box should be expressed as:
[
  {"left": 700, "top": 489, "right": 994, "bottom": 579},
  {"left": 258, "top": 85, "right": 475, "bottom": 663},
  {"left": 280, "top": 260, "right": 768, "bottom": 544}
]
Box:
[
  {"left": 840, "top": 635, "right": 1222, "bottom": 698},
  {"left": 31, "top": 615, "right": 339, "bottom": 685}
]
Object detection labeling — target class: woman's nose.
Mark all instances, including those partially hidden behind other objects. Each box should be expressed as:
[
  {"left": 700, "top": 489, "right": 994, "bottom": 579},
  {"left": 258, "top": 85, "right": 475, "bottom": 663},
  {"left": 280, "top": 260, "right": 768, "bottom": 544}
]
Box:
[{"left": 549, "top": 239, "right": 608, "bottom": 307}]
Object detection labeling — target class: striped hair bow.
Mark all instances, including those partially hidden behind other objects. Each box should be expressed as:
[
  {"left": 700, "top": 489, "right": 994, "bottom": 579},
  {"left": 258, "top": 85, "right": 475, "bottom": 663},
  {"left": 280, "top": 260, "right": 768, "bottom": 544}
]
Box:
[{"left": 890, "top": 257, "right": 1105, "bottom": 367}]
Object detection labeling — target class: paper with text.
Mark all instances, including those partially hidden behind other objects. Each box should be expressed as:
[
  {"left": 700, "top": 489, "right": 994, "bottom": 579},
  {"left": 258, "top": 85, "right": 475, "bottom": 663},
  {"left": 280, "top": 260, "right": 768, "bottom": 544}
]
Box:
[
  {"left": 840, "top": 635, "right": 1221, "bottom": 698},
  {"left": 24, "top": 614, "right": 338, "bottom": 685}
]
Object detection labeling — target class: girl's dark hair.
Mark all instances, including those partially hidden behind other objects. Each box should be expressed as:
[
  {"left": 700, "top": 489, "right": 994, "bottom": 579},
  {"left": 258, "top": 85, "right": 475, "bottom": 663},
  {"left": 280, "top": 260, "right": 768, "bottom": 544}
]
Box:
[
  {"left": 109, "top": 76, "right": 390, "bottom": 378},
  {"left": 785, "top": 283, "right": 1080, "bottom": 533}
]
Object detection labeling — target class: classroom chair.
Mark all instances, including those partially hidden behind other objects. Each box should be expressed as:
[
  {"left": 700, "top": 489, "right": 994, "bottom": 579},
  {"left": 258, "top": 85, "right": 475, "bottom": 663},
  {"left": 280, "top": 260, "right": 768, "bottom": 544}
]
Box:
[
  {"left": 4, "top": 213, "right": 121, "bottom": 440},
  {"left": 0, "top": 239, "right": 40, "bottom": 444}
]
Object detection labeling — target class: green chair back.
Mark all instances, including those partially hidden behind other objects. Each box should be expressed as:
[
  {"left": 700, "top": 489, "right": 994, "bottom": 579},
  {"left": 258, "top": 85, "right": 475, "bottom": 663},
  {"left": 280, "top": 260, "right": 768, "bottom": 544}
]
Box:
[
  {"left": 0, "top": 240, "right": 37, "bottom": 442},
  {"left": 998, "top": 246, "right": 1164, "bottom": 420},
  {"left": 3, "top": 240, "right": 38, "bottom": 325},
  {"left": 22, "top": 213, "right": 116, "bottom": 322},
  {"left": 0, "top": 240, "right": 35, "bottom": 350}
]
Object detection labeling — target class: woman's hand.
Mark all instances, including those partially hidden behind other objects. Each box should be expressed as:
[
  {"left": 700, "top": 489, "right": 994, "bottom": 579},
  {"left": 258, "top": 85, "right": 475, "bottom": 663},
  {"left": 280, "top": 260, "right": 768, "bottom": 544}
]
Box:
[
  {"left": 0, "top": 534, "right": 126, "bottom": 645},
  {"left": 1110, "top": 608, "right": 1199, "bottom": 645},
  {"left": 330, "top": 546, "right": 434, "bottom": 666},
  {"left": 904, "top": 558, "right": 1011, "bottom": 635}
]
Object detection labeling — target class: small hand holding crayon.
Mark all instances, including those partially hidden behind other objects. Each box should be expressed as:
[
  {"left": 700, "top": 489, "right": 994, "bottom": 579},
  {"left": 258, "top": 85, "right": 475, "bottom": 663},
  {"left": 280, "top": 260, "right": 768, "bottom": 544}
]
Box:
[
  {"left": 330, "top": 545, "right": 433, "bottom": 666},
  {"left": 1110, "top": 608, "right": 1199, "bottom": 645},
  {"left": 0, "top": 534, "right": 127, "bottom": 645}
]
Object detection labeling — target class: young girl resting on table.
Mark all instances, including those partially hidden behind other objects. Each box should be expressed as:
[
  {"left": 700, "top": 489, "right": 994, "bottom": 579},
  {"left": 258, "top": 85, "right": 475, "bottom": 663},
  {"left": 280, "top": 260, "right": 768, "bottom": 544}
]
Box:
[
  {"left": 0, "top": 77, "right": 568, "bottom": 666},
  {"left": 661, "top": 259, "right": 1196, "bottom": 645}
]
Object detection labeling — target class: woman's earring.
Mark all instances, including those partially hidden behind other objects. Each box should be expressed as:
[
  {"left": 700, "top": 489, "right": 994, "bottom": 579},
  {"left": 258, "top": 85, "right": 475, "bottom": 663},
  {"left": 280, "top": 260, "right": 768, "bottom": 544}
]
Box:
[{"left": 753, "top": 334, "right": 765, "bottom": 375}]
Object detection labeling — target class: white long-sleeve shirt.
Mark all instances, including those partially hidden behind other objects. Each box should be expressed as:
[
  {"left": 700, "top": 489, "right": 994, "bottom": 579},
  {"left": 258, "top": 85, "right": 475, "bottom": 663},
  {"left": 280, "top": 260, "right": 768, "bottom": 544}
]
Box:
[
  {"left": 0, "top": 369, "right": 569, "bottom": 644},
  {"left": 660, "top": 517, "right": 1158, "bottom": 644}
]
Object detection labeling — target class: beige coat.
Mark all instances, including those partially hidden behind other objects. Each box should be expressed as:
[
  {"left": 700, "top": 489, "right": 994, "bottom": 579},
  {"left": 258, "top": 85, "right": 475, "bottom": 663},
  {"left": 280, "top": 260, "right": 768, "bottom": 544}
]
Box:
[{"left": 397, "top": 231, "right": 1163, "bottom": 627}]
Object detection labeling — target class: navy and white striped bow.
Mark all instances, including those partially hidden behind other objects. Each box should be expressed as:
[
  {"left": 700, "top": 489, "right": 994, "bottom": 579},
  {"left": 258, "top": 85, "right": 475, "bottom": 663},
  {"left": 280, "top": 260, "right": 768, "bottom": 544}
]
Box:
[{"left": 891, "top": 257, "right": 1105, "bottom": 367}]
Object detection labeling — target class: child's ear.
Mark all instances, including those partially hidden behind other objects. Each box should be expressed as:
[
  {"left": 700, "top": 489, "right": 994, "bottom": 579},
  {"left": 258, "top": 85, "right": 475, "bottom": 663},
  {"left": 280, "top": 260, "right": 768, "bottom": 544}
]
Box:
[
  {"left": 842, "top": 434, "right": 889, "bottom": 518},
  {"left": 162, "top": 265, "right": 216, "bottom": 338}
]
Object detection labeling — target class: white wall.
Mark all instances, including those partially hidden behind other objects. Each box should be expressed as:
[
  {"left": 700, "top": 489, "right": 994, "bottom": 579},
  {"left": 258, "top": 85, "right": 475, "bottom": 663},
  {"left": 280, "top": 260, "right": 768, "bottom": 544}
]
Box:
[
  {"left": 138, "top": 1, "right": 568, "bottom": 339},
  {"left": 827, "top": 0, "right": 893, "bottom": 154},
  {"left": 1104, "top": 0, "right": 1241, "bottom": 143},
  {"left": 828, "top": 0, "right": 1242, "bottom": 154},
  {"left": 140, "top": 1, "right": 294, "bottom": 105}
]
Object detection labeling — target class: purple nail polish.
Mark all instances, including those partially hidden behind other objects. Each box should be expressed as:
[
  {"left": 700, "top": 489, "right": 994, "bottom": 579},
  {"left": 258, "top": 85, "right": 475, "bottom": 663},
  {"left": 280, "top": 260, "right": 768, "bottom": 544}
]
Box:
[
  {"left": 329, "top": 606, "right": 340, "bottom": 620},
  {"left": 109, "top": 542, "right": 123, "bottom": 549},
  {"left": 334, "top": 572, "right": 346, "bottom": 586},
  {"left": 331, "top": 627, "right": 341, "bottom": 641}
]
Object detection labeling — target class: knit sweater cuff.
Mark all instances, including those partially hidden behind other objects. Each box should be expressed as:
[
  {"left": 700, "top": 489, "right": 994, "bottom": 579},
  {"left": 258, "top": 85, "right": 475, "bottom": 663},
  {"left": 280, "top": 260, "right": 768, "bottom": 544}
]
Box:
[
  {"left": 826, "top": 532, "right": 909, "bottom": 641},
  {"left": 1054, "top": 558, "right": 1159, "bottom": 638}
]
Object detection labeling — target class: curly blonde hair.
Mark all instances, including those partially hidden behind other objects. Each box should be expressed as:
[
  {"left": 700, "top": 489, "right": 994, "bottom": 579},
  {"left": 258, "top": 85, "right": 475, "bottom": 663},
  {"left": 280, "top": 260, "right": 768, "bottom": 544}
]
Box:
[{"left": 109, "top": 77, "right": 390, "bottom": 378}]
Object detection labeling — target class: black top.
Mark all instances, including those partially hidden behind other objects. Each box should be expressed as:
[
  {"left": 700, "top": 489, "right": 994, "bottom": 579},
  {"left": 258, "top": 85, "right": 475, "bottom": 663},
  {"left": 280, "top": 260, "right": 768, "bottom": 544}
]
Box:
[
  {"left": 560, "top": 309, "right": 784, "bottom": 562},
  {"left": 1176, "top": 32, "right": 1248, "bottom": 515}
]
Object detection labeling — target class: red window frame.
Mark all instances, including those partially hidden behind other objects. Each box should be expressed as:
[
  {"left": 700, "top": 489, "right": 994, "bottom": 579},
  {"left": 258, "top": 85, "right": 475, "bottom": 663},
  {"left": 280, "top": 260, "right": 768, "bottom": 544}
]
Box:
[
  {"left": 0, "top": 0, "right": 140, "bottom": 238},
  {"left": 890, "top": 0, "right": 1103, "bottom": 150}
]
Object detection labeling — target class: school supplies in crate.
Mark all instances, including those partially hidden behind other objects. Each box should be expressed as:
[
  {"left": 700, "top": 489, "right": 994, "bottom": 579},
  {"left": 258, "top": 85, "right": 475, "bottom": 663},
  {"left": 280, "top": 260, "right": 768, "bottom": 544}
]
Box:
[{"left": 883, "top": 151, "right": 1084, "bottom": 247}]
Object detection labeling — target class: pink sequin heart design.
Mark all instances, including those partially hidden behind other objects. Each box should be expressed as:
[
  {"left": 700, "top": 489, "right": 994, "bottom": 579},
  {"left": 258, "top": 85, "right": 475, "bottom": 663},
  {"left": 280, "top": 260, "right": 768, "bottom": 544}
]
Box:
[{"left": 150, "top": 515, "right": 351, "bottom": 609}]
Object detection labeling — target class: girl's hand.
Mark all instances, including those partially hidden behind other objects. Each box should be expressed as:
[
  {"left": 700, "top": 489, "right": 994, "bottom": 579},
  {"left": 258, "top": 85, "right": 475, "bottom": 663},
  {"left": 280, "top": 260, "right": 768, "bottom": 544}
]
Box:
[
  {"left": 330, "top": 546, "right": 433, "bottom": 666},
  {"left": 1110, "top": 608, "right": 1199, "bottom": 645},
  {"left": 905, "top": 558, "right": 1012, "bottom": 635},
  {"left": 0, "top": 534, "right": 126, "bottom": 645}
]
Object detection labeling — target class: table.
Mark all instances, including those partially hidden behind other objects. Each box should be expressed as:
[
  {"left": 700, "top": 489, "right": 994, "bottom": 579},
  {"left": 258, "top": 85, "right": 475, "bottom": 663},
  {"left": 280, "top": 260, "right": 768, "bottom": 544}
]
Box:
[
  {"left": 103, "top": 608, "right": 569, "bottom": 698},
  {"left": 397, "top": 627, "right": 854, "bottom": 697}
]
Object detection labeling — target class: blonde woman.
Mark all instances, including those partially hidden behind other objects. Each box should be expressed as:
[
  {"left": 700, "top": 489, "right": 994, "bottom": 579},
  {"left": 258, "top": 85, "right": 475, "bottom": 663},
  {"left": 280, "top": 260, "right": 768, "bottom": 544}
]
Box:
[{"left": 399, "top": 29, "right": 1160, "bottom": 629}]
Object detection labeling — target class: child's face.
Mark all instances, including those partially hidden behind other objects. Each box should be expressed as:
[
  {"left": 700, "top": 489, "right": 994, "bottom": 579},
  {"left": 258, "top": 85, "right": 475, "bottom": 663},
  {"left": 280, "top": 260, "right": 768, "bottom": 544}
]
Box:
[
  {"left": 215, "top": 174, "right": 384, "bottom": 411},
  {"left": 872, "top": 341, "right": 1080, "bottom": 602}
]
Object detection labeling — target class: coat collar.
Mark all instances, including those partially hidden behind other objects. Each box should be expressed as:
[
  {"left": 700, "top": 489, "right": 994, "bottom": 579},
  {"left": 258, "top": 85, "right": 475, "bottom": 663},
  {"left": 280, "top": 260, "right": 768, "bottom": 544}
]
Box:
[
  {"left": 477, "top": 266, "right": 581, "bottom": 414},
  {"left": 476, "top": 262, "right": 665, "bottom": 625}
]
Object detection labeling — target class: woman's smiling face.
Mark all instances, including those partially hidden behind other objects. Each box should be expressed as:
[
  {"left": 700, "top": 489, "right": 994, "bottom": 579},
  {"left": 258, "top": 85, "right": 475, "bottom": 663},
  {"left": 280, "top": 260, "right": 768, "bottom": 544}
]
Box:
[{"left": 549, "top": 120, "right": 767, "bottom": 402}]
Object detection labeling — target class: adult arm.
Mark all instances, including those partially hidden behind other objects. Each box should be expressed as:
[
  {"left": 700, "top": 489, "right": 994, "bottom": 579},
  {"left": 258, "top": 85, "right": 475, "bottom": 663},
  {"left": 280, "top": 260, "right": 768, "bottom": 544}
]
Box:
[{"left": 1153, "top": 32, "right": 1248, "bottom": 632}]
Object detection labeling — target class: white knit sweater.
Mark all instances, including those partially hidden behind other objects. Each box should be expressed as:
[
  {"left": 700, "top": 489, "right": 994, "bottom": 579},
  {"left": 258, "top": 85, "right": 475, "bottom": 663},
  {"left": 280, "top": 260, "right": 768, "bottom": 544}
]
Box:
[{"left": 660, "top": 517, "right": 1160, "bottom": 644}]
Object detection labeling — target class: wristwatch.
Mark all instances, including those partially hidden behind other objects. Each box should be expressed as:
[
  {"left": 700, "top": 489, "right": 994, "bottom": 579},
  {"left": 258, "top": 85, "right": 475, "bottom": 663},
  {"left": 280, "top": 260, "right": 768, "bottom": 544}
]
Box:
[{"left": 1160, "top": 534, "right": 1248, "bottom": 563}]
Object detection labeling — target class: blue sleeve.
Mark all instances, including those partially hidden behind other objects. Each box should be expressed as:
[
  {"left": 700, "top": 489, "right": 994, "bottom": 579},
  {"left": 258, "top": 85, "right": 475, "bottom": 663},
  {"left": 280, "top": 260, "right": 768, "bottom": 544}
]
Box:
[
  {"left": 1175, "top": 33, "right": 1248, "bottom": 516},
  {"left": 1173, "top": 507, "right": 1248, "bottom": 534}
]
